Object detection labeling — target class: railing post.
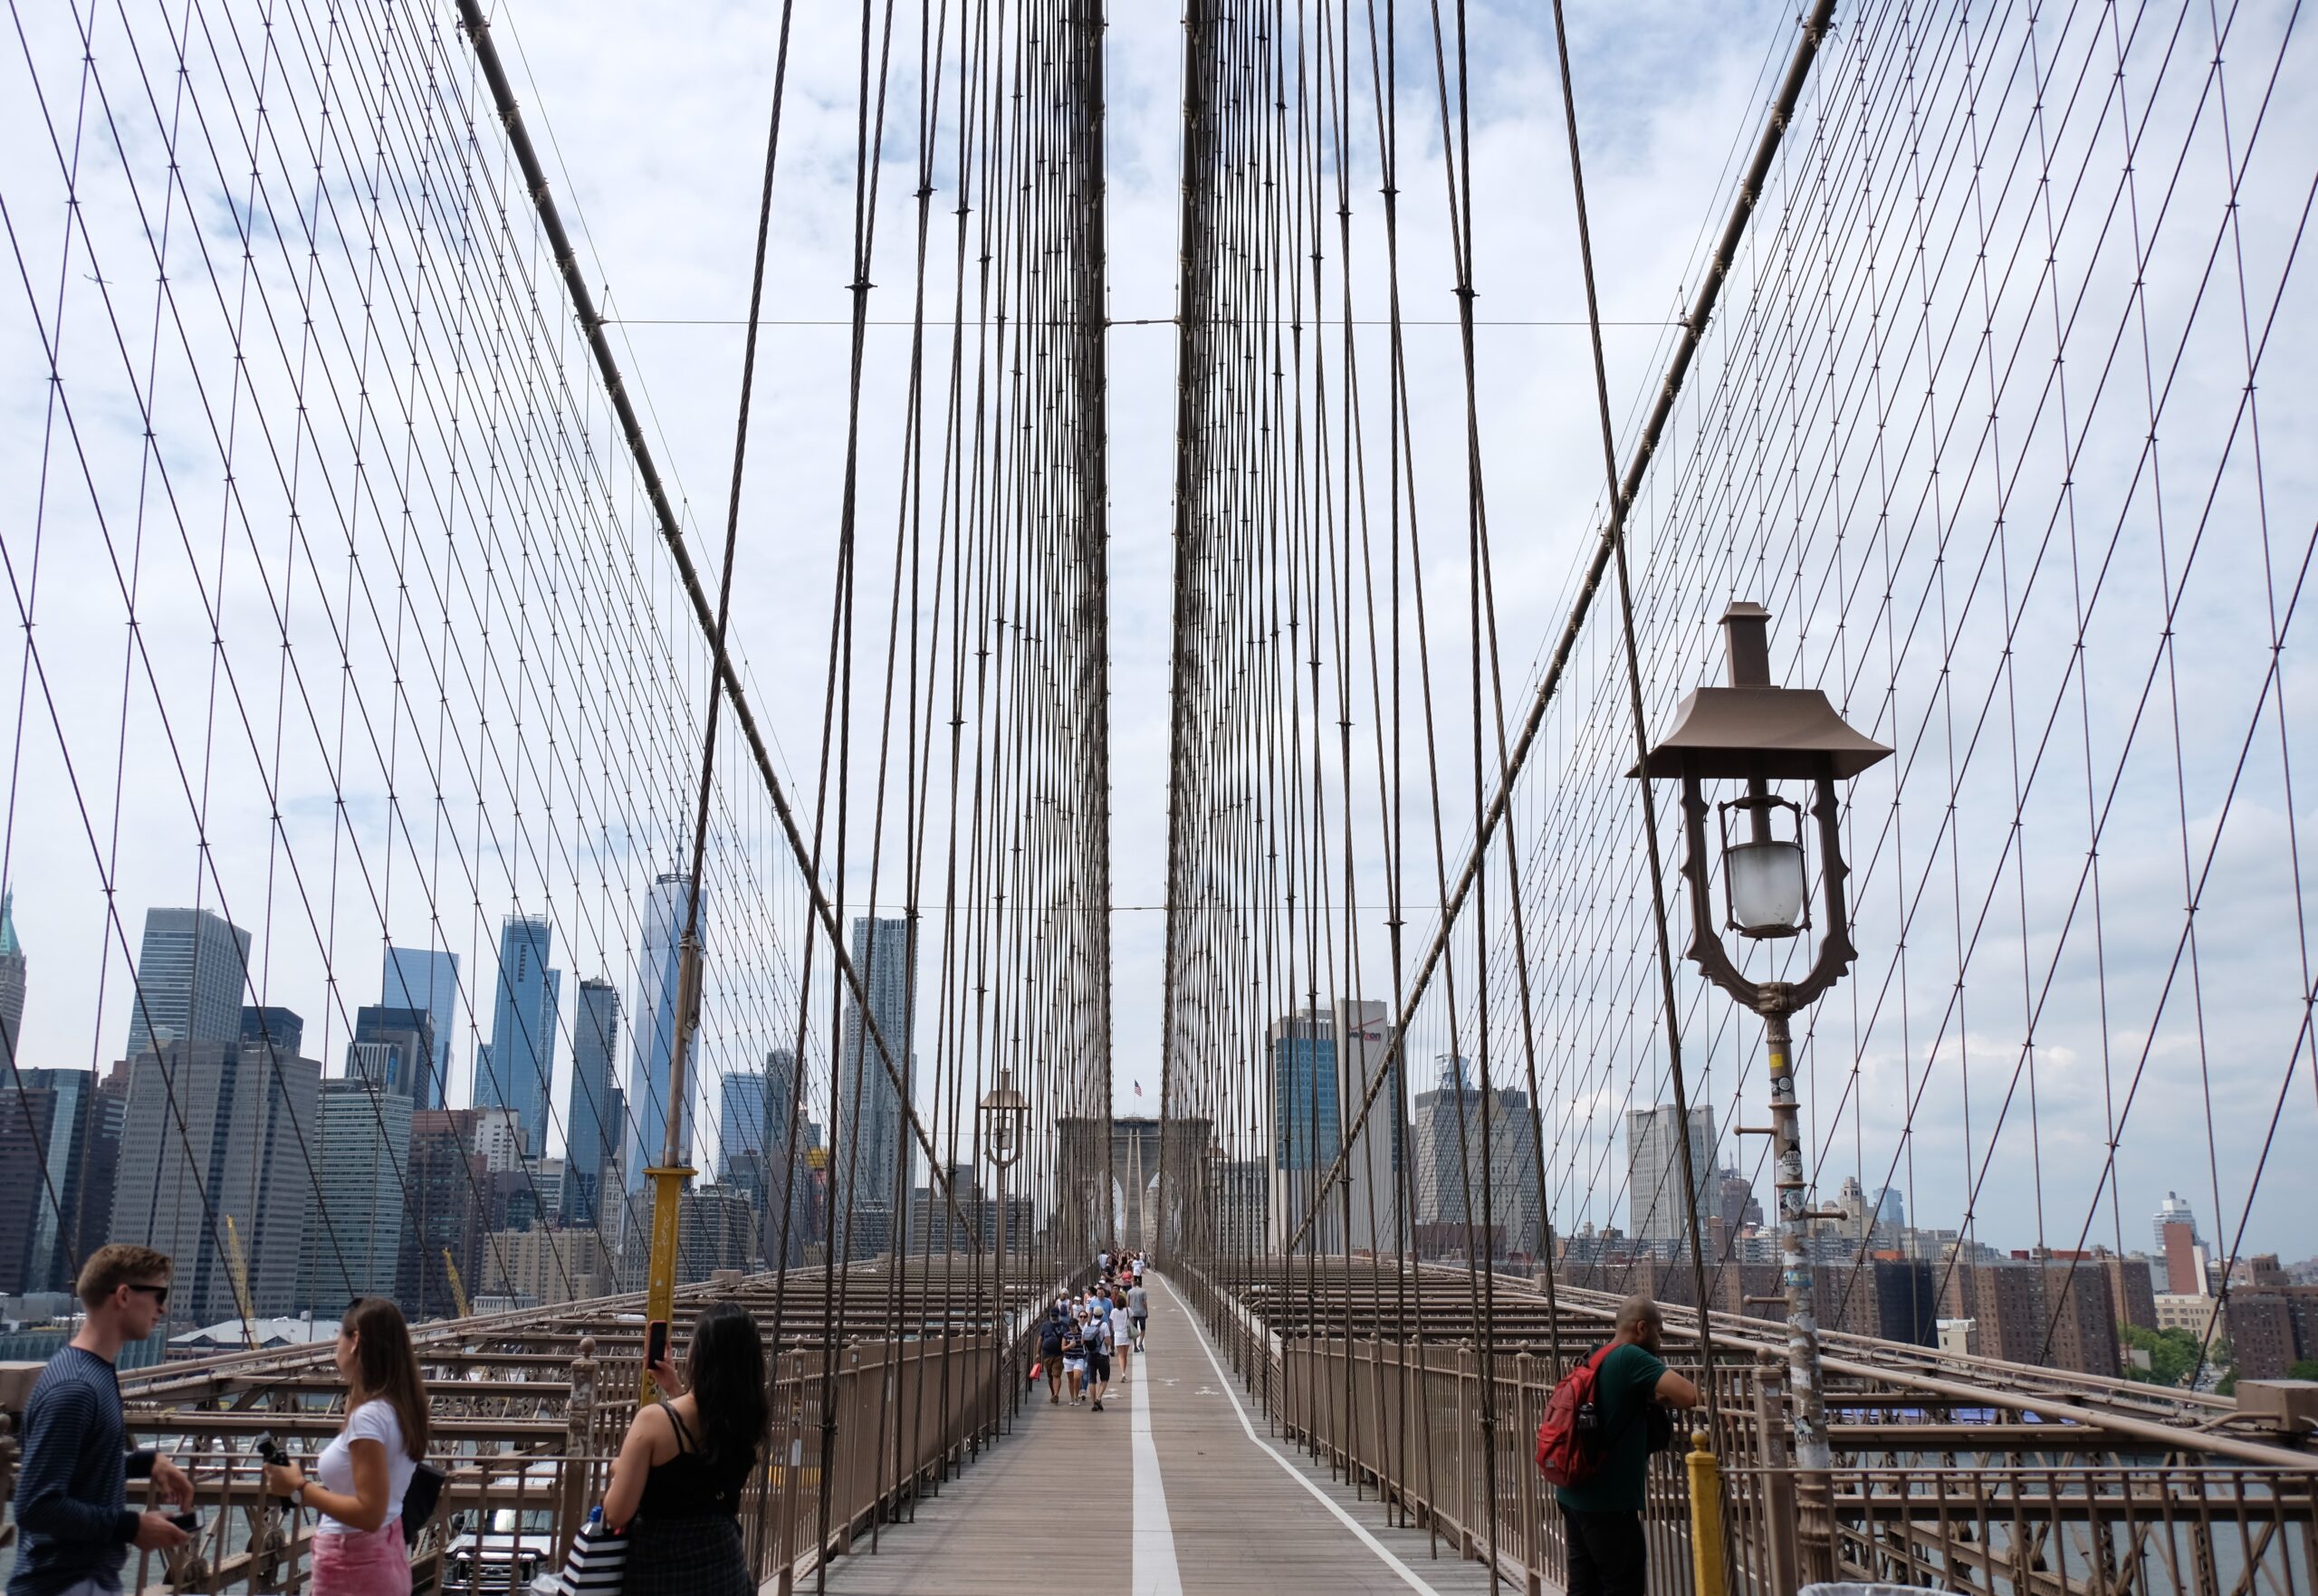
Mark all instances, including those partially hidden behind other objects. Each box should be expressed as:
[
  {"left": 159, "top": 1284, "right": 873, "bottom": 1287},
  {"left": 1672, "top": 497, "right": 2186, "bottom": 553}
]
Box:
[
  {"left": 559, "top": 1334, "right": 599, "bottom": 1553},
  {"left": 1687, "top": 1432, "right": 1726, "bottom": 1596},
  {"left": 1754, "top": 1352, "right": 1800, "bottom": 1596}
]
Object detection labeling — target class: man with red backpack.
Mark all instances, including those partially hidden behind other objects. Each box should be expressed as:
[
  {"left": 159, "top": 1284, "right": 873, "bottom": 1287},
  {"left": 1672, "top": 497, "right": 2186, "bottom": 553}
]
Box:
[{"left": 1541, "top": 1295, "right": 1700, "bottom": 1596}]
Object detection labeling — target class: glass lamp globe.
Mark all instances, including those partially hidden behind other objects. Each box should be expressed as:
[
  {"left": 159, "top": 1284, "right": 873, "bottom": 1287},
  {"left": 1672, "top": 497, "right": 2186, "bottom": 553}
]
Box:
[{"left": 1727, "top": 836, "right": 1807, "bottom": 937}]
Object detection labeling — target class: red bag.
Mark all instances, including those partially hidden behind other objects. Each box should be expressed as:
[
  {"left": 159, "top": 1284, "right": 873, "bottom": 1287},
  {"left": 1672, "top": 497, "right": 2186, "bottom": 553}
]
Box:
[
  {"left": 1028, "top": 1361, "right": 1042, "bottom": 1383},
  {"left": 1535, "top": 1343, "right": 1614, "bottom": 1486}
]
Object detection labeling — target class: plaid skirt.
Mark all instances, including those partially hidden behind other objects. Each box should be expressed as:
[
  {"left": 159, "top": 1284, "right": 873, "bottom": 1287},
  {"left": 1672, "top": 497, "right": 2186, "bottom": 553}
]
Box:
[{"left": 623, "top": 1515, "right": 750, "bottom": 1596}]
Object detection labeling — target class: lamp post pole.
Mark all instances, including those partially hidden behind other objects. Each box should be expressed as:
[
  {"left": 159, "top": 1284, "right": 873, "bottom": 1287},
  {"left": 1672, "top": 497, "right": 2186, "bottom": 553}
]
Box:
[{"left": 1641, "top": 603, "right": 1892, "bottom": 1590}]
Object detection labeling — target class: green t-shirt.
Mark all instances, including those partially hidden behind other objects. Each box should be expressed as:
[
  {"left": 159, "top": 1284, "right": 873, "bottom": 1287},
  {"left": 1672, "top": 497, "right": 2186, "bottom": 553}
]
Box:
[{"left": 1553, "top": 1342, "right": 1668, "bottom": 1515}]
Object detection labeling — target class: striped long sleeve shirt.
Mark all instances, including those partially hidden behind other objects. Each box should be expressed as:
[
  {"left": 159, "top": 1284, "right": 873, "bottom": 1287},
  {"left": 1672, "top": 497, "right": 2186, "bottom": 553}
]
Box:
[{"left": 6, "top": 1345, "right": 157, "bottom": 1596}]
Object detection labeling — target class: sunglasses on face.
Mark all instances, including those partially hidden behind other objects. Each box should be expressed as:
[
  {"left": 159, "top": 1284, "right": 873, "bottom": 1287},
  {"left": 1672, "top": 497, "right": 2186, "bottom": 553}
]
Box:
[{"left": 128, "top": 1283, "right": 170, "bottom": 1306}]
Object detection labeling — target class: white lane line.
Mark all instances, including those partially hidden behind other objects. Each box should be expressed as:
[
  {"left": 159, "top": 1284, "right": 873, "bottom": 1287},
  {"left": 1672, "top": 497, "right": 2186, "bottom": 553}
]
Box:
[
  {"left": 1132, "top": 1319, "right": 1184, "bottom": 1596},
  {"left": 1166, "top": 1276, "right": 1447, "bottom": 1596}
]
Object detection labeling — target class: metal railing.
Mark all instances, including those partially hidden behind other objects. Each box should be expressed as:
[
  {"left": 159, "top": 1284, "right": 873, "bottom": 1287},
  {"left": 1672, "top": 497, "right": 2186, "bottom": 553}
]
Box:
[
  {"left": 97, "top": 1332, "right": 1003, "bottom": 1596},
  {"left": 1266, "top": 1331, "right": 2318, "bottom": 1596}
]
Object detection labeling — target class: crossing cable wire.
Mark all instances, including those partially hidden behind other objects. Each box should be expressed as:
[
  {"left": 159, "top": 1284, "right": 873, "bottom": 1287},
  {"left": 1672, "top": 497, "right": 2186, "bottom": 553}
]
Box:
[
  {"left": 1276, "top": 0, "right": 1844, "bottom": 1261},
  {"left": 455, "top": 1, "right": 969, "bottom": 1221},
  {"left": 1543, "top": 0, "right": 1728, "bottom": 1432}
]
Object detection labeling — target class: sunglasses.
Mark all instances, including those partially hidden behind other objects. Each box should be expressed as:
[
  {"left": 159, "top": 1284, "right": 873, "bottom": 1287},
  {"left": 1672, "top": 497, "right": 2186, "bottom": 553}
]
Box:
[{"left": 128, "top": 1283, "right": 170, "bottom": 1306}]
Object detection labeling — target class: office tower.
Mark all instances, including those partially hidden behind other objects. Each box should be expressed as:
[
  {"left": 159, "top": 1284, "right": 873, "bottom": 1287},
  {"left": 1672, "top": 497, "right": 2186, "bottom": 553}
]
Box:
[
  {"left": 1267, "top": 1008, "right": 1343, "bottom": 1254},
  {"left": 2151, "top": 1190, "right": 2199, "bottom": 1252},
  {"left": 108, "top": 1038, "right": 320, "bottom": 1323},
  {"left": 1332, "top": 1001, "right": 1403, "bottom": 1254},
  {"left": 1411, "top": 1057, "right": 1543, "bottom": 1259},
  {"left": 122, "top": 907, "right": 251, "bottom": 1060},
  {"left": 1625, "top": 1102, "right": 1717, "bottom": 1252},
  {"left": 0, "top": 1069, "right": 94, "bottom": 1295},
  {"left": 239, "top": 1007, "right": 304, "bottom": 1058},
  {"left": 719, "top": 1050, "right": 805, "bottom": 1267},
  {"left": 302, "top": 1077, "right": 413, "bottom": 1308},
  {"left": 565, "top": 978, "right": 619, "bottom": 1226},
  {"left": 471, "top": 1108, "right": 524, "bottom": 1173},
  {"left": 399, "top": 1109, "right": 485, "bottom": 1320},
  {"left": 381, "top": 946, "right": 461, "bottom": 1110},
  {"left": 0, "top": 891, "right": 24, "bottom": 1073},
  {"left": 718, "top": 1067, "right": 771, "bottom": 1175},
  {"left": 832, "top": 916, "right": 914, "bottom": 1260},
  {"left": 349, "top": 1007, "right": 434, "bottom": 1097},
  {"left": 478, "top": 915, "right": 559, "bottom": 1158},
  {"left": 1715, "top": 1165, "right": 1762, "bottom": 1230},
  {"left": 677, "top": 1184, "right": 758, "bottom": 1283},
  {"left": 1873, "top": 1185, "right": 1906, "bottom": 1231},
  {"left": 627, "top": 874, "right": 705, "bottom": 1190}
]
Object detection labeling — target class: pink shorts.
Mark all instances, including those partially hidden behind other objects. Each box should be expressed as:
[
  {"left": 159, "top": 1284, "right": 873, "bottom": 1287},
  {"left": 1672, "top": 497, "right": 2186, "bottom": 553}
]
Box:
[{"left": 311, "top": 1519, "right": 410, "bottom": 1596}]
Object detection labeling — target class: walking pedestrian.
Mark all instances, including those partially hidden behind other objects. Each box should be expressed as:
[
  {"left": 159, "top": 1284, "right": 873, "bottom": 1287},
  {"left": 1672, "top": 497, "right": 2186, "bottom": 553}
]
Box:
[
  {"left": 8, "top": 1245, "right": 194, "bottom": 1596},
  {"left": 1108, "top": 1294, "right": 1134, "bottom": 1374},
  {"left": 263, "top": 1298, "right": 430, "bottom": 1596},
  {"left": 599, "top": 1304, "right": 770, "bottom": 1596},
  {"left": 1061, "top": 1312, "right": 1087, "bottom": 1403},
  {"left": 1552, "top": 1296, "right": 1699, "bottom": 1596},
  {"left": 1039, "top": 1302, "right": 1068, "bottom": 1404},
  {"left": 1083, "top": 1308, "right": 1113, "bottom": 1411},
  {"left": 1126, "top": 1279, "right": 1148, "bottom": 1351}
]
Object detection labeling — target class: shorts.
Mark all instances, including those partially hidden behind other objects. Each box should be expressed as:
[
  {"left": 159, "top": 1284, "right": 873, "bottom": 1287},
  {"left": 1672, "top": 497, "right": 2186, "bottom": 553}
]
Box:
[
  {"left": 1087, "top": 1352, "right": 1111, "bottom": 1381},
  {"left": 1133, "top": 1314, "right": 1147, "bottom": 1329},
  {"left": 1064, "top": 1357, "right": 1086, "bottom": 1375}
]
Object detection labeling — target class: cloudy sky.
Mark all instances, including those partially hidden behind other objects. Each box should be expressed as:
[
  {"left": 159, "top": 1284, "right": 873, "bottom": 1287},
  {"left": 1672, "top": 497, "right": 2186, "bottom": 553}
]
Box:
[{"left": 5, "top": 0, "right": 2313, "bottom": 1269}]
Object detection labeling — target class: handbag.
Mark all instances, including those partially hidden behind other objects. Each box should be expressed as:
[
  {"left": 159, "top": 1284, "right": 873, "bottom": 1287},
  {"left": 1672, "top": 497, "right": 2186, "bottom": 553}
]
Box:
[
  {"left": 399, "top": 1461, "right": 446, "bottom": 1546},
  {"left": 556, "top": 1511, "right": 628, "bottom": 1596}
]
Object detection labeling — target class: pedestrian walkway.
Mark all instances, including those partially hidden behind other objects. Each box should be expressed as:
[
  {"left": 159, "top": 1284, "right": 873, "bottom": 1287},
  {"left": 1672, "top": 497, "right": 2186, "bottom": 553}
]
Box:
[{"left": 812, "top": 1273, "right": 1498, "bottom": 1595}]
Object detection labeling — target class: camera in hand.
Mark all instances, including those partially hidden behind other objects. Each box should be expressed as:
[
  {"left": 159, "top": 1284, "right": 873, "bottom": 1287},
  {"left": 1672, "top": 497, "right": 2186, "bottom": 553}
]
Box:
[{"left": 252, "top": 1431, "right": 294, "bottom": 1505}]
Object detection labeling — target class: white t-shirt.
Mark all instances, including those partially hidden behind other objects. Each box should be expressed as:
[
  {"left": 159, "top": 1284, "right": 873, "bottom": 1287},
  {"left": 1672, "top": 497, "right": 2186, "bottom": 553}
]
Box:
[
  {"left": 315, "top": 1400, "right": 417, "bottom": 1535},
  {"left": 1110, "top": 1306, "right": 1133, "bottom": 1343}
]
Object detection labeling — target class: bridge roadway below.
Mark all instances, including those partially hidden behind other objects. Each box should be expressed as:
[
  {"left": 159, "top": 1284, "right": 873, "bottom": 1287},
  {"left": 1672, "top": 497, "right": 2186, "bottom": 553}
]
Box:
[{"left": 812, "top": 1273, "right": 1499, "bottom": 1596}]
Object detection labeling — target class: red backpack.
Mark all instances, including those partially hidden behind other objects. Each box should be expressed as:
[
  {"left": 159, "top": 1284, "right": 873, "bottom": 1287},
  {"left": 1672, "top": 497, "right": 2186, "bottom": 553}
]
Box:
[{"left": 1535, "top": 1343, "right": 1614, "bottom": 1486}]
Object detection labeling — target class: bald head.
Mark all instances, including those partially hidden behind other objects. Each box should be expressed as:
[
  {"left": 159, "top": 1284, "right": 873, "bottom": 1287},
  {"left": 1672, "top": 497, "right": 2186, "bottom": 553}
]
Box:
[{"left": 1614, "top": 1295, "right": 1664, "bottom": 1349}]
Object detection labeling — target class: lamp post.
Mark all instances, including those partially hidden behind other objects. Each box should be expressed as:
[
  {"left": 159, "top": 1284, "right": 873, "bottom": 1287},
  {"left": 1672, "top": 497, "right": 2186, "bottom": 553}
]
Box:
[
  {"left": 979, "top": 1071, "right": 1029, "bottom": 1425},
  {"left": 1633, "top": 602, "right": 1892, "bottom": 1578}
]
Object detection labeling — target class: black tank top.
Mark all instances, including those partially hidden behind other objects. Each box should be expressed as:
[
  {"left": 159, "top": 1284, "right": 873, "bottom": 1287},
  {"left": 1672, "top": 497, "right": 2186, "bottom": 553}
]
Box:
[{"left": 636, "top": 1405, "right": 750, "bottom": 1522}]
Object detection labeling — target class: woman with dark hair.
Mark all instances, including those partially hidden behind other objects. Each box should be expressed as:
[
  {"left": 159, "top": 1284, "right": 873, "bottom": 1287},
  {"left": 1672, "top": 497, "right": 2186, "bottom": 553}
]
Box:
[
  {"left": 600, "top": 1304, "right": 769, "bottom": 1596},
  {"left": 263, "top": 1298, "right": 430, "bottom": 1596}
]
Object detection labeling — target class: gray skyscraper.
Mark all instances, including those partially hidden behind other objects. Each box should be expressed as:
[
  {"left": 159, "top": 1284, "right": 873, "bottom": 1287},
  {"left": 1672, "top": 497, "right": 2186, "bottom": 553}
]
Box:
[
  {"left": 718, "top": 1066, "right": 770, "bottom": 1177},
  {"left": 1333, "top": 1001, "right": 1403, "bottom": 1254},
  {"left": 626, "top": 874, "right": 704, "bottom": 1190},
  {"left": 109, "top": 1037, "right": 320, "bottom": 1323},
  {"left": 0, "top": 892, "right": 25, "bottom": 1075},
  {"left": 302, "top": 1076, "right": 413, "bottom": 1309},
  {"left": 381, "top": 946, "right": 460, "bottom": 1110},
  {"left": 478, "top": 915, "right": 559, "bottom": 1158},
  {"left": 833, "top": 916, "right": 913, "bottom": 1261},
  {"left": 240, "top": 1007, "right": 304, "bottom": 1057},
  {"left": 0, "top": 1067, "right": 94, "bottom": 1295},
  {"left": 566, "top": 977, "right": 619, "bottom": 1226},
  {"left": 1267, "top": 1008, "right": 1342, "bottom": 1254},
  {"left": 122, "top": 907, "right": 251, "bottom": 1061},
  {"left": 1626, "top": 1102, "right": 1716, "bottom": 1252},
  {"left": 349, "top": 1006, "right": 435, "bottom": 1097},
  {"left": 1412, "top": 1057, "right": 1543, "bottom": 1259}
]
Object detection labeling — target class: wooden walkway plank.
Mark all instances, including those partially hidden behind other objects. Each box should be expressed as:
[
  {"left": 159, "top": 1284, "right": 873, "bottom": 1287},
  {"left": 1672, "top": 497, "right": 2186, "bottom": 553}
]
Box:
[{"left": 811, "top": 1272, "right": 1502, "bottom": 1596}]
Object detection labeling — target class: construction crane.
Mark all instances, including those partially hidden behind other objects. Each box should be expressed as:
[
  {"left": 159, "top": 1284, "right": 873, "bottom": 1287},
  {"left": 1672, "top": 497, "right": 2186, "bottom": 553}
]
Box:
[
  {"left": 221, "top": 1216, "right": 259, "bottom": 1351},
  {"left": 442, "top": 1249, "right": 472, "bottom": 1319}
]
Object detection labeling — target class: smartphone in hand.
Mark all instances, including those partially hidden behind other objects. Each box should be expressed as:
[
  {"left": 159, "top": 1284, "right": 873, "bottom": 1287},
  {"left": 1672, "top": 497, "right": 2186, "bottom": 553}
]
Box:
[
  {"left": 168, "top": 1512, "right": 199, "bottom": 1534},
  {"left": 645, "top": 1319, "right": 669, "bottom": 1370}
]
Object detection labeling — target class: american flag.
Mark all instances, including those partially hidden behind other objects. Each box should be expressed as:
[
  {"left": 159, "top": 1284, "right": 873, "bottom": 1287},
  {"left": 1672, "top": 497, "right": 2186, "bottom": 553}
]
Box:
[{"left": 1135, "top": 1081, "right": 1143, "bottom": 1097}]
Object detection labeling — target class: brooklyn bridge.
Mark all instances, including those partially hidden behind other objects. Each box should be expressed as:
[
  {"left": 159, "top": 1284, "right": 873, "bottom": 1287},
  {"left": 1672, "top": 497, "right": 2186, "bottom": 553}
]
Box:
[{"left": 0, "top": 0, "right": 2313, "bottom": 1592}]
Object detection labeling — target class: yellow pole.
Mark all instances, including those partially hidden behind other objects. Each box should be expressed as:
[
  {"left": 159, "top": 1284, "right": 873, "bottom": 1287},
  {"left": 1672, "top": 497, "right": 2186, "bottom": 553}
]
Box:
[
  {"left": 641, "top": 929, "right": 704, "bottom": 1403},
  {"left": 1686, "top": 1431, "right": 1726, "bottom": 1596}
]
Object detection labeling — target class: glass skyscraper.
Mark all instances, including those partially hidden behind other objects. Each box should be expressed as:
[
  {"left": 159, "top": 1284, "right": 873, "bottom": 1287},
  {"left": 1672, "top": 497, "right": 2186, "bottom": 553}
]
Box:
[
  {"left": 626, "top": 874, "right": 704, "bottom": 1189},
  {"left": 833, "top": 916, "right": 914, "bottom": 1260},
  {"left": 567, "top": 976, "right": 619, "bottom": 1224},
  {"left": 381, "top": 945, "right": 461, "bottom": 1110},
  {"left": 477, "top": 915, "right": 559, "bottom": 1158},
  {"left": 122, "top": 906, "right": 250, "bottom": 1060}
]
